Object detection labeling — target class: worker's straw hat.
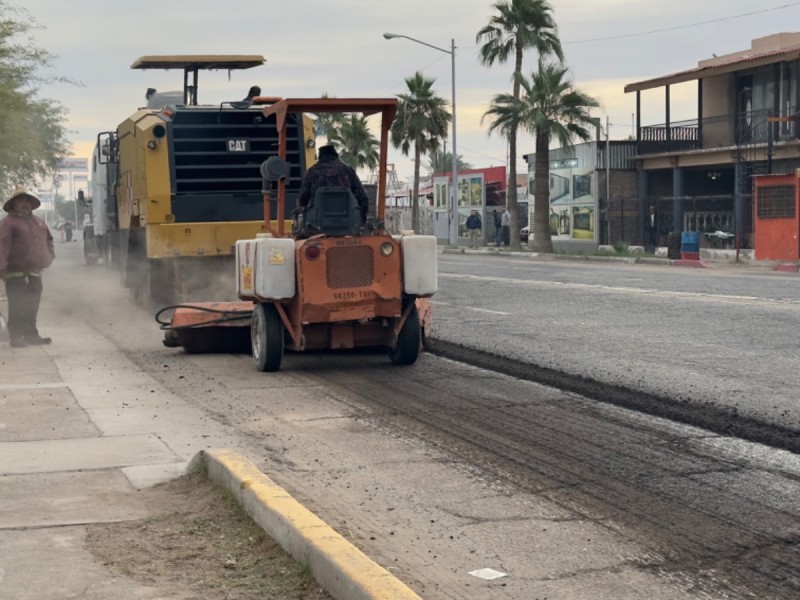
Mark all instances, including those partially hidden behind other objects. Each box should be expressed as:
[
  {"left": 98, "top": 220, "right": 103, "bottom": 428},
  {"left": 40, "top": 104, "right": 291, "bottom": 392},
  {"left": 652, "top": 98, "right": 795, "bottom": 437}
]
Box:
[{"left": 3, "top": 187, "right": 41, "bottom": 212}]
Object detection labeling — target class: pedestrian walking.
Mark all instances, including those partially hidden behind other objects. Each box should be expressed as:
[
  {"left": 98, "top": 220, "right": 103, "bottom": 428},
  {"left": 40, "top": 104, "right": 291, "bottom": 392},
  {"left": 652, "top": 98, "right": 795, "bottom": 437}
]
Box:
[
  {"left": 493, "top": 209, "right": 502, "bottom": 246},
  {"left": 501, "top": 207, "right": 511, "bottom": 247},
  {"left": 0, "top": 188, "right": 55, "bottom": 347},
  {"left": 466, "top": 209, "right": 482, "bottom": 248}
]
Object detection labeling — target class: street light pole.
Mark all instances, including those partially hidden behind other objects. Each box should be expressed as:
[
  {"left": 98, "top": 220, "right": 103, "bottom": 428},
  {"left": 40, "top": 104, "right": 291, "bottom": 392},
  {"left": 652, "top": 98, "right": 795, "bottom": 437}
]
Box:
[{"left": 383, "top": 33, "right": 458, "bottom": 245}]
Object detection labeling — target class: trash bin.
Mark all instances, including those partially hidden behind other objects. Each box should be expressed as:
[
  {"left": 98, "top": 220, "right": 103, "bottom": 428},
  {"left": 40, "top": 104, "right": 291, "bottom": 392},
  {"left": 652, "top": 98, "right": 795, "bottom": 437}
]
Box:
[
  {"left": 680, "top": 231, "right": 700, "bottom": 260},
  {"left": 667, "top": 232, "right": 681, "bottom": 260}
]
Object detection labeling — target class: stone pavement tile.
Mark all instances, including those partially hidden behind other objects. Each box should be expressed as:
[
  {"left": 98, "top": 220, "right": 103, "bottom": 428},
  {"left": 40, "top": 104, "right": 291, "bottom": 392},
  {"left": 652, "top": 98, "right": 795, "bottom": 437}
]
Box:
[
  {"left": 84, "top": 405, "right": 218, "bottom": 438},
  {"left": 68, "top": 382, "right": 183, "bottom": 410},
  {"left": 122, "top": 462, "right": 190, "bottom": 490},
  {"left": 0, "top": 528, "right": 173, "bottom": 600},
  {"left": 0, "top": 348, "right": 62, "bottom": 384},
  {"left": 0, "top": 385, "right": 98, "bottom": 442},
  {"left": 0, "top": 470, "right": 150, "bottom": 529},
  {"left": 52, "top": 351, "right": 155, "bottom": 387},
  {"left": 0, "top": 434, "right": 180, "bottom": 475}
]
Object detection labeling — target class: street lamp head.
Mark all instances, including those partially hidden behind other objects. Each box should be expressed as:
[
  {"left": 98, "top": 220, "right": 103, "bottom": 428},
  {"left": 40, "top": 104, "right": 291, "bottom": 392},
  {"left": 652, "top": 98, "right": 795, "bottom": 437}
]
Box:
[{"left": 383, "top": 33, "right": 398, "bottom": 40}]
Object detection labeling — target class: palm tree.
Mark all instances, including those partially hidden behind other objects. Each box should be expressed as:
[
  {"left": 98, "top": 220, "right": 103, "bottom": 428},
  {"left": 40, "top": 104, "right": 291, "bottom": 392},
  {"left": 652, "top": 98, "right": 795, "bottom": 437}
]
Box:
[
  {"left": 332, "top": 114, "right": 379, "bottom": 172},
  {"left": 484, "top": 61, "right": 599, "bottom": 253},
  {"left": 425, "top": 149, "right": 471, "bottom": 176},
  {"left": 313, "top": 92, "right": 344, "bottom": 142},
  {"left": 390, "top": 71, "right": 450, "bottom": 232},
  {"left": 476, "top": 0, "right": 563, "bottom": 250}
]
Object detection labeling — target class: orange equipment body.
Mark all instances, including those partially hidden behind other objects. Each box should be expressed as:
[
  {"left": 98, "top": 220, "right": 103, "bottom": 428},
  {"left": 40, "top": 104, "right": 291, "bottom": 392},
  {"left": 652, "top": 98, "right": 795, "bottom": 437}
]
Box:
[
  {"left": 163, "top": 97, "right": 437, "bottom": 370},
  {"left": 249, "top": 234, "right": 411, "bottom": 353}
]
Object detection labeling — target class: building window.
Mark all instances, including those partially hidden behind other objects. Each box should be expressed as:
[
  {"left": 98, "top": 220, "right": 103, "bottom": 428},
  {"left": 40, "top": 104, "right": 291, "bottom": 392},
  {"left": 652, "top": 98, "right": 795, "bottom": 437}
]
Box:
[
  {"left": 757, "top": 185, "right": 795, "bottom": 218},
  {"left": 434, "top": 182, "right": 447, "bottom": 209}
]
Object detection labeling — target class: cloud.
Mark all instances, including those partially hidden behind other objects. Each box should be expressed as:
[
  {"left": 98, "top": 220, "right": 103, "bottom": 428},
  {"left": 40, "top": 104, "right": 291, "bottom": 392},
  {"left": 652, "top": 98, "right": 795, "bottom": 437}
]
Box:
[{"left": 19, "top": 0, "right": 800, "bottom": 180}]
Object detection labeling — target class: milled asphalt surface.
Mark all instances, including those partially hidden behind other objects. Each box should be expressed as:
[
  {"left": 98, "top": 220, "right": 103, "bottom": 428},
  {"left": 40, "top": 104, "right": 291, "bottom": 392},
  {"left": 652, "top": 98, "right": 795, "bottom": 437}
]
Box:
[{"left": 0, "top": 242, "right": 795, "bottom": 599}]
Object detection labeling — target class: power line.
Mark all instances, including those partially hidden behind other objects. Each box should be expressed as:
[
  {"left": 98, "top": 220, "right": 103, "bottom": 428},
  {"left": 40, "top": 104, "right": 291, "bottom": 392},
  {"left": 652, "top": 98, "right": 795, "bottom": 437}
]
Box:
[{"left": 564, "top": 2, "right": 800, "bottom": 44}]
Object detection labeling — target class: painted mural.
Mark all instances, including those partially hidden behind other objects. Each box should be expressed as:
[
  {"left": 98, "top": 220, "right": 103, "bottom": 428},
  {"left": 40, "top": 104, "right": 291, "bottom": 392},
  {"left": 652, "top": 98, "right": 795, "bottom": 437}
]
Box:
[{"left": 532, "top": 164, "right": 597, "bottom": 242}]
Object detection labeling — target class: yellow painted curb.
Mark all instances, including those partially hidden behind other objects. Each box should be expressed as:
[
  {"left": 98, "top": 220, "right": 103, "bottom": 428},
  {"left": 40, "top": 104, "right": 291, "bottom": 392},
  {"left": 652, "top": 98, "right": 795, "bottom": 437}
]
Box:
[{"left": 193, "top": 448, "right": 422, "bottom": 600}]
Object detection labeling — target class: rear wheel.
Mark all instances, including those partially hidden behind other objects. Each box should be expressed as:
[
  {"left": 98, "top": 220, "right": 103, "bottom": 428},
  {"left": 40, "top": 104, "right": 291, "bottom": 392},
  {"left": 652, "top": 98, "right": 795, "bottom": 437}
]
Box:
[
  {"left": 389, "top": 303, "right": 420, "bottom": 365},
  {"left": 251, "top": 303, "right": 284, "bottom": 372}
]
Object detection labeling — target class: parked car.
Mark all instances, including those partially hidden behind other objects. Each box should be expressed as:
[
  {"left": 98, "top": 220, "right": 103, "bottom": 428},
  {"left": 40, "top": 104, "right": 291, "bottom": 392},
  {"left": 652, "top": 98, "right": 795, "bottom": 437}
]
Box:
[{"left": 520, "top": 225, "right": 530, "bottom": 243}]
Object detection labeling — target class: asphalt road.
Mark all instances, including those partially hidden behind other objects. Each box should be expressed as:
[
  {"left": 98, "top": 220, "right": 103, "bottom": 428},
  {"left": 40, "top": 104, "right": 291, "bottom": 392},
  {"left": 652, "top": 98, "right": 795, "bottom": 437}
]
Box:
[
  {"left": 25, "top": 240, "right": 800, "bottom": 599},
  {"left": 431, "top": 252, "right": 800, "bottom": 451}
]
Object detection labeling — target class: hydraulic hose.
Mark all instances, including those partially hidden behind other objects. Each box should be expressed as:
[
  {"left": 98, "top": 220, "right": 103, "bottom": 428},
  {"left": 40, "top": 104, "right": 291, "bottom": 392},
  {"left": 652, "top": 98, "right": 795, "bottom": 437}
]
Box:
[{"left": 155, "top": 304, "right": 253, "bottom": 331}]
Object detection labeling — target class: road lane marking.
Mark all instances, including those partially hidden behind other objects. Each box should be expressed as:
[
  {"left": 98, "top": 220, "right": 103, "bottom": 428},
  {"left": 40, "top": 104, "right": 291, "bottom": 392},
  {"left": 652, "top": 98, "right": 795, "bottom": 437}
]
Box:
[
  {"left": 431, "top": 301, "right": 510, "bottom": 315},
  {"left": 438, "top": 273, "right": 800, "bottom": 307}
]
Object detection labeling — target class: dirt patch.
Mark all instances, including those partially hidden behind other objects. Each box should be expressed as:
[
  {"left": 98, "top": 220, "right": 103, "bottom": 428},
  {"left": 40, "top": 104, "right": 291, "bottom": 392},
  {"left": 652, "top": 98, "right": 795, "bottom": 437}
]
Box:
[{"left": 86, "top": 471, "right": 332, "bottom": 600}]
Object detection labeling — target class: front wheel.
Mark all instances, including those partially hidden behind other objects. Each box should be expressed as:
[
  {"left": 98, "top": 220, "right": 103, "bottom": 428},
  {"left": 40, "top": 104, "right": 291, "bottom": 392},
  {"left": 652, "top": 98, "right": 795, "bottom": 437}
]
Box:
[
  {"left": 84, "top": 250, "right": 99, "bottom": 266},
  {"left": 251, "top": 303, "right": 284, "bottom": 372},
  {"left": 389, "top": 303, "right": 420, "bottom": 366}
]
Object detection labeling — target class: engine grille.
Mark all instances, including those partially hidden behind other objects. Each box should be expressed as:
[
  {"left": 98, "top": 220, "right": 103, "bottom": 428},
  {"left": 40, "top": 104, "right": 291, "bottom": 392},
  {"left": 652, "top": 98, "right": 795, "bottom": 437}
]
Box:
[
  {"left": 166, "top": 108, "right": 306, "bottom": 222},
  {"left": 326, "top": 246, "right": 373, "bottom": 288}
]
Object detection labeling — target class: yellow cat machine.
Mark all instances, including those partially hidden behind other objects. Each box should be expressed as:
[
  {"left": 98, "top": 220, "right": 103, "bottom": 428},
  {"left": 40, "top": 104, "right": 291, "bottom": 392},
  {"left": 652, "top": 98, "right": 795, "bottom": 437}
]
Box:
[
  {"left": 96, "top": 55, "right": 316, "bottom": 307},
  {"left": 166, "top": 98, "right": 437, "bottom": 370}
]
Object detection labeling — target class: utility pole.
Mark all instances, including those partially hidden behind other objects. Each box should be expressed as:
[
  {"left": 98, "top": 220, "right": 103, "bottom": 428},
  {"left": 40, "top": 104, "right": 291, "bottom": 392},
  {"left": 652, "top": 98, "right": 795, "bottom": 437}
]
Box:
[{"left": 606, "top": 116, "right": 611, "bottom": 245}]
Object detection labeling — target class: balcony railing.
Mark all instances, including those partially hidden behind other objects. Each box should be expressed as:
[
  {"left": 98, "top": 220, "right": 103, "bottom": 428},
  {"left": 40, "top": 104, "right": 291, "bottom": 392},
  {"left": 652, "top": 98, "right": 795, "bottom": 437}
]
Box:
[{"left": 638, "top": 108, "right": 798, "bottom": 156}]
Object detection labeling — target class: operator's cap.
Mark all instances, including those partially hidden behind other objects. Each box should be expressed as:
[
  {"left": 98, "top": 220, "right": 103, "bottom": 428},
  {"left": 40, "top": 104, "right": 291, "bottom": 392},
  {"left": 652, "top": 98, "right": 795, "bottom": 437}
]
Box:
[
  {"left": 318, "top": 144, "right": 338, "bottom": 158},
  {"left": 4, "top": 187, "right": 41, "bottom": 212}
]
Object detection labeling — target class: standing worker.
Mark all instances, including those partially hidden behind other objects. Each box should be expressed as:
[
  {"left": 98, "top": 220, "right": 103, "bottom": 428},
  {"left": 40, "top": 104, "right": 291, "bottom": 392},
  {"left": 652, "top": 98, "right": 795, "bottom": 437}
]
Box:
[
  {"left": 466, "top": 209, "right": 482, "bottom": 248},
  {"left": 0, "top": 188, "right": 55, "bottom": 347},
  {"left": 501, "top": 207, "right": 511, "bottom": 247}
]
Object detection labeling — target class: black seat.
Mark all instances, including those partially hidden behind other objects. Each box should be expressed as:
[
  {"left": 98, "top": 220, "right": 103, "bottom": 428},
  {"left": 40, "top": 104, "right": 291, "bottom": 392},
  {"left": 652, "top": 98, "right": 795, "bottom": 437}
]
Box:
[{"left": 294, "top": 186, "right": 363, "bottom": 237}]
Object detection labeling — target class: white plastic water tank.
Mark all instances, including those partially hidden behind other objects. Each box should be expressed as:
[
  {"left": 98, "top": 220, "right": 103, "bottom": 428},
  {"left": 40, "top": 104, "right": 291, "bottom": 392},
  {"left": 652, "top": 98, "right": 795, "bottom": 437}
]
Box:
[
  {"left": 236, "top": 237, "right": 297, "bottom": 300},
  {"left": 235, "top": 239, "right": 257, "bottom": 297},
  {"left": 401, "top": 235, "right": 437, "bottom": 296}
]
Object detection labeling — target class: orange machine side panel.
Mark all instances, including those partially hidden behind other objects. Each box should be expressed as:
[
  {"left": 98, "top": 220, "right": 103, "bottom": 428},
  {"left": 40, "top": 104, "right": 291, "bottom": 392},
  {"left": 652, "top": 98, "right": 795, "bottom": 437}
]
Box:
[{"left": 294, "top": 236, "right": 402, "bottom": 324}]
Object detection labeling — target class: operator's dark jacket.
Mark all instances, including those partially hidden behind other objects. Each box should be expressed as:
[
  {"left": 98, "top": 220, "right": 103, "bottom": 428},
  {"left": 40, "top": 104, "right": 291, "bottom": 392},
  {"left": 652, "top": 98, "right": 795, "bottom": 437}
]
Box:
[{"left": 297, "top": 152, "right": 370, "bottom": 221}]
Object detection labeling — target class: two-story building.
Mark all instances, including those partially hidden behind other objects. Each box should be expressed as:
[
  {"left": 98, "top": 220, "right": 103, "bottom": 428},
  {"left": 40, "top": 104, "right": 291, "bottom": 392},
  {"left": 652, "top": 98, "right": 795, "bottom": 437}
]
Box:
[
  {"left": 626, "top": 32, "right": 800, "bottom": 252},
  {"left": 526, "top": 33, "right": 800, "bottom": 258}
]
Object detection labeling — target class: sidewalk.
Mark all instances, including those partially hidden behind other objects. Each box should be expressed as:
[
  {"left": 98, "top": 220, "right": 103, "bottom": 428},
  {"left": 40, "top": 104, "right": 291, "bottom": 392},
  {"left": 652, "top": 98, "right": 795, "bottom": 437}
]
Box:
[
  {"left": 0, "top": 295, "right": 417, "bottom": 599},
  {"left": 441, "top": 243, "right": 800, "bottom": 272}
]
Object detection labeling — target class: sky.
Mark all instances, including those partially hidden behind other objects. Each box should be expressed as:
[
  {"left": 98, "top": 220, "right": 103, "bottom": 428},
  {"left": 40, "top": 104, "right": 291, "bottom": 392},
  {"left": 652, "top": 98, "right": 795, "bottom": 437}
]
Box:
[{"left": 18, "top": 0, "right": 800, "bottom": 187}]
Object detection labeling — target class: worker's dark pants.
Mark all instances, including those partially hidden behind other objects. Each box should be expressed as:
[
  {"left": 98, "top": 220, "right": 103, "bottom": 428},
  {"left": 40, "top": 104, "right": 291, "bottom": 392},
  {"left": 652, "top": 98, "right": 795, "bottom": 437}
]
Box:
[{"left": 5, "top": 275, "right": 43, "bottom": 341}]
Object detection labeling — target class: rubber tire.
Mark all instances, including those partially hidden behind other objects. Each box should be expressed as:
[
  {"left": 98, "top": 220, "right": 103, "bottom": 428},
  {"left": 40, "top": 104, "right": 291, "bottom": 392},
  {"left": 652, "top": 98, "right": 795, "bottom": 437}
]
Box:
[
  {"left": 251, "top": 303, "right": 284, "bottom": 372},
  {"left": 389, "top": 303, "right": 421, "bottom": 366},
  {"left": 84, "top": 243, "right": 99, "bottom": 266}
]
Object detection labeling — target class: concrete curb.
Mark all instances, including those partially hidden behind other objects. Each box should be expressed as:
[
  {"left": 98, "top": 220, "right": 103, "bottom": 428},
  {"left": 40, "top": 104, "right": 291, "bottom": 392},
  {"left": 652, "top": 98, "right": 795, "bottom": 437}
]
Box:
[
  {"left": 672, "top": 259, "right": 708, "bottom": 268},
  {"left": 190, "top": 448, "right": 422, "bottom": 600},
  {"left": 774, "top": 263, "right": 800, "bottom": 273},
  {"left": 440, "top": 246, "right": 782, "bottom": 269}
]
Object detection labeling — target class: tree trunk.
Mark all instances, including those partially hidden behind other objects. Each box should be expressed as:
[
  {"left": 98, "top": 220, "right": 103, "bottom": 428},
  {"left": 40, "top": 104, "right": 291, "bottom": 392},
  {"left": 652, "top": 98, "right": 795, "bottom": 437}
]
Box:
[
  {"left": 532, "top": 131, "right": 553, "bottom": 253},
  {"left": 507, "top": 42, "right": 525, "bottom": 251},
  {"left": 507, "top": 130, "right": 520, "bottom": 250},
  {"left": 412, "top": 144, "right": 421, "bottom": 233}
]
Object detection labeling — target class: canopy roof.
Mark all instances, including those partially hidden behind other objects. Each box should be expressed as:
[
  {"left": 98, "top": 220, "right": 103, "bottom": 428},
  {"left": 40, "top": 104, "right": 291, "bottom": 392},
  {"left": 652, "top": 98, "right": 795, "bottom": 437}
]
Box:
[
  {"left": 131, "top": 55, "right": 265, "bottom": 70},
  {"left": 625, "top": 39, "right": 800, "bottom": 93}
]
